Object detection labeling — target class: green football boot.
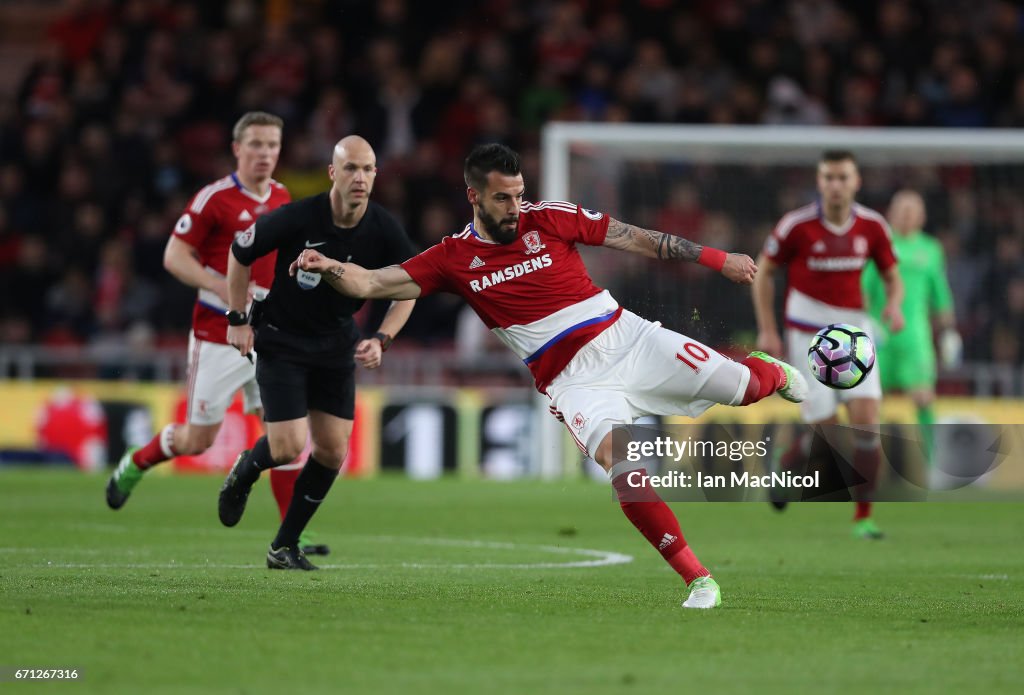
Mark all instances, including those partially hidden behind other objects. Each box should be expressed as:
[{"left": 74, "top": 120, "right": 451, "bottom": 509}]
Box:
[
  {"left": 852, "top": 518, "right": 885, "bottom": 540},
  {"left": 682, "top": 576, "right": 722, "bottom": 609},
  {"left": 106, "top": 447, "right": 144, "bottom": 510}
]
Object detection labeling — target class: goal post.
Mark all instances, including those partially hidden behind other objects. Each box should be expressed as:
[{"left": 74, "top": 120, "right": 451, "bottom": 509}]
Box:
[
  {"left": 537, "top": 123, "right": 1024, "bottom": 475},
  {"left": 541, "top": 122, "right": 1024, "bottom": 348}
]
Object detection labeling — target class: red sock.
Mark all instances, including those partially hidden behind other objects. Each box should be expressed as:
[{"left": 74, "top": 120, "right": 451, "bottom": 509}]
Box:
[
  {"left": 132, "top": 424, "right": 178, "bottom": 470},
  {"left": 779, "top": 431, "right": 809, "bottom": 472},
  {"left": 269, "top": 466, "right": 301, "bottom": 520},
  {"left": 852, "top": 439, "right": 880, "bottom": 520},
  {"left": 611, "top": 468, "right": 710, "bottom": 584},
  {"left": 740, "top": 356, "right": 784, "bottom": 405}
]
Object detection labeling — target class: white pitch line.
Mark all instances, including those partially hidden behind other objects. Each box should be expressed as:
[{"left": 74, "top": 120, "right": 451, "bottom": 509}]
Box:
[{"left": 8, "top": 536, "right": 634, "bottom": 571}]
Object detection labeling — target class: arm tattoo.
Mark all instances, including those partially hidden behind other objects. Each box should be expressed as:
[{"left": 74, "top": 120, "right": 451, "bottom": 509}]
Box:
[
  {"left": 607, "top": 218, "right": 702, "bottom": 261},
  {"left": 606, "top": 218, "right": 631, "bottom": 240},
  {"left": 325, "top": 264, "right": 345, "bottom": 282},
  {"left": 658, "top": 233, "right": 702, "bottom": 261}
]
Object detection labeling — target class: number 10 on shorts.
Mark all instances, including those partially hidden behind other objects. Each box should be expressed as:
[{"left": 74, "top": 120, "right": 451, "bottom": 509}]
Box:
[{"left": 676, "top": 342, "right": 710, "bottom": 373}]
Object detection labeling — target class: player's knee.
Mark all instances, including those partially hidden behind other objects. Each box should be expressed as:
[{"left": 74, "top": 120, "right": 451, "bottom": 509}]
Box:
[
  {"left": 268, "top": 435, "right": 306, "bottom": 465},
  {"left": 847, "top": 401, "right": 880, "bottom": 425},
  {"left": 311, "top": 444, "right": 348, "bottom": 470},
  {"left": 696, "top": 360, "right": 750, "bottom": 406},
  {"left": 910, "top": 390, "right": 934, "bottom": 408},
  {"left": 593, "top": 433, "right": 615, "bottom": 471}
]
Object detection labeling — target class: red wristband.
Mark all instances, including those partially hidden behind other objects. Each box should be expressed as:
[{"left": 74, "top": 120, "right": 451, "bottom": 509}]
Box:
[{"left": 697, "top": 246, "right": 727, "bottom": 272}]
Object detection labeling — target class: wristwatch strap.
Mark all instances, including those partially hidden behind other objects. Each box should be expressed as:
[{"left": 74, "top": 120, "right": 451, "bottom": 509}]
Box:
[{"left": 225, "top": 309, "right": 248, "bottom": 327}]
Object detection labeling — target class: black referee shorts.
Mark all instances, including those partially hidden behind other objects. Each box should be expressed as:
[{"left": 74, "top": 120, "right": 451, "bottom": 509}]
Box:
[{"left": 255, "top": 351, "right": 356, "bottom": 423}]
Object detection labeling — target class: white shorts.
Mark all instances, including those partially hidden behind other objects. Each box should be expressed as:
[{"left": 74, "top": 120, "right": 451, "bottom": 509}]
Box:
[
  {"left": 787, "top": 327, "right": 882, "bottom": 423},
  {"left": 185, "top": 334, "right": 262, "bottom": 425},
  {"left": 546, "top": 310, "right": 745, "bottom": 457}
]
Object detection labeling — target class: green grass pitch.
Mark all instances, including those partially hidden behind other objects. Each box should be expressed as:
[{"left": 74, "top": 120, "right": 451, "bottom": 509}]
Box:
[{"left": 1, "top": 469, "right": 1022, "bottom": 694}]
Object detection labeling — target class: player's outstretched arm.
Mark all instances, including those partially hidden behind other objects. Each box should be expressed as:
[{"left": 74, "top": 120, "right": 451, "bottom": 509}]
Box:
[
  {"left": 602, "top": 217, "right": 757, "bottom": 284},
  {"left": 290, "top": 249, "right": 422, "bottom": 300},
  {"left": 751, "top": 253, "right": 784, "bottom": 357}
]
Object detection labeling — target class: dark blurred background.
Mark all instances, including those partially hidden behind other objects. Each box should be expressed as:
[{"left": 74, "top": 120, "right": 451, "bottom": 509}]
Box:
[{"left": 1, "top": 0, "right": 1023, "bottom": 384}]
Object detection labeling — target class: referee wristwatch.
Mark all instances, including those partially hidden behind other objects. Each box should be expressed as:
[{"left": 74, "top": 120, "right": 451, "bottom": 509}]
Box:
[
  {"left": 225, "top": 309, "right": 248, "bottom": 326},
  {"left": 373, "top": 331, "right": 393, "bottom": 351}
]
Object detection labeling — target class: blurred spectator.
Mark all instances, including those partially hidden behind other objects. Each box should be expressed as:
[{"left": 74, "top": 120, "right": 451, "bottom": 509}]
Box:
[
  {"left": 762, "top": 77, "right": 829, "bottom": 125},
  {"left": 0, "top": 0, "right": 1022, "bottom": 369},
  {"left": 1, "top": 236, "right": 51, "bottom": 338},
  {"left": 44, "top": 266, "right": 96, "bottom": 340}
]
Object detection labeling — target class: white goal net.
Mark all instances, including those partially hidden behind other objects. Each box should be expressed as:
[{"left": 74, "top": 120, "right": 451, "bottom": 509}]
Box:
[{"left": 541, "top": 124, "right": 1024, "bottom": 362}]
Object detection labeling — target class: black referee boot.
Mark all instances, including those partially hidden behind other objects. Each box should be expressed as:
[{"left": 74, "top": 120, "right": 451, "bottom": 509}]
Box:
[
  {"left": 218, "top": 449, "right": 258, "bottom": 527},
  {"left": 267, "top": 545, "right": 319, "bottom": 570}
]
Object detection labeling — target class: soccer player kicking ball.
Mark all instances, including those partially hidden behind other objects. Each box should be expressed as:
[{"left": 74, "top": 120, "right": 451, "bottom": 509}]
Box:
[
  {"left": 862, "top": 190, "right": 961, "bottom": 465},
  {"left": 291, "top": 143, "right": 809, "bottom": 609},
  {"left": 752, "top": 150, "right": 904, "bottom": 540}
]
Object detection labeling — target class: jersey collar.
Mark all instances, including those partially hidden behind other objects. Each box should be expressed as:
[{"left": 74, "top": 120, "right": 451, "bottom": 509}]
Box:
[
  {"left": 469, "top": 222, "right": 499, "bottom": 244},
  {"left": 816, "top": 200, "right": 855, "bottom": 235},
  {"left": 232, "top": 172, "right": 273, "bottom": 204}
]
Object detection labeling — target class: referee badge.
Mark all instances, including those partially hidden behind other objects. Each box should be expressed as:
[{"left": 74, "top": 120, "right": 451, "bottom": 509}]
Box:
[{"left": 296, "top": 269, "right": 321, "bottom": 290}]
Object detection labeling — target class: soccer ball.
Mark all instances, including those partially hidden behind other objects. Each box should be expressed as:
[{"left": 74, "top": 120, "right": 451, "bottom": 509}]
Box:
[{"left": 807, "top": 323, "right": 876, "bottom": 389}]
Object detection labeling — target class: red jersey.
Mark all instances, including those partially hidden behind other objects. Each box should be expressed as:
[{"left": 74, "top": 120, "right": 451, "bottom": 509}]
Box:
[
  {"left": 402, "top": 200, "right": 617, "bottom": 392},
  {"left": 763, "top": 202, "right": 897, "bottom": 332},
  {"left": 172, "top": 173, "right": 290, "bottom": 343}
]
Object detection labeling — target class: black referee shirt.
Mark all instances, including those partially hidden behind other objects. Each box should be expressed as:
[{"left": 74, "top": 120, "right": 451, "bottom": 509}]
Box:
[{"left": 231, "top": 194, "right": 416, "bottom": 346}]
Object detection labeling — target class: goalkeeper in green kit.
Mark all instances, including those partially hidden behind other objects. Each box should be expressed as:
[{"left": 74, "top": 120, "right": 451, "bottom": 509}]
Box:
[{"left": 862, "top": 190, "right": 962, "bottom": 463}]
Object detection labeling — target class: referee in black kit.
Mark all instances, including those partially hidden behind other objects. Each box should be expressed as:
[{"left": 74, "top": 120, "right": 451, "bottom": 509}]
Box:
[{"left": 219, "top": 135, "right": 417, "bottom": 570}]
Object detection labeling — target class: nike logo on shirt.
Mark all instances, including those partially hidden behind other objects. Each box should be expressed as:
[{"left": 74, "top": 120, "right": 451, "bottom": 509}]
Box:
[{"left": 305, "top": 241, "right": 327, "bottom": 248}]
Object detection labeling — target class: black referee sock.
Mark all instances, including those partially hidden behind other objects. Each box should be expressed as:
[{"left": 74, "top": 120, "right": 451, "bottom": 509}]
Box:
[
  {"left": 272, "top": 456, "right": 338, "bottom": 550},
  {"left": 236, "top": 436, "right": 274, "bottom": 486},
  {"left": 249, "top": 435, "right": 275, "bottom": 469}
]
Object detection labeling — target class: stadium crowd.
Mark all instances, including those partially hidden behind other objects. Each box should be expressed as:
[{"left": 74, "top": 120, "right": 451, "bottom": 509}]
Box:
[{"left": 1, "top": 0, "right": 1023, "bottom": 369}]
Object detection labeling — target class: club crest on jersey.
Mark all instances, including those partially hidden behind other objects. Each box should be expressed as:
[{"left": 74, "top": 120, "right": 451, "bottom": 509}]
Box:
[
  {"left": 570, "top": 412, "right": 588, "bottom": 433},
  {"left": 235, "top": 224, "right": 255, "bottom": 248},
  {"left": 522, "top": 231, "right": 545, "bottom": 255},
  {"left": 853, "top": 236, "right": 868, "bottom": 255}
]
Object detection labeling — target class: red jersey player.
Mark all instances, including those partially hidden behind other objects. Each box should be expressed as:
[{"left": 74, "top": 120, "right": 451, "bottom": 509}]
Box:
[
  {"left": 292, "top": 143, "right": 810, "bottom": 609},
  {"left": 105, "top": 112, "right": 322, "bottom": 549},
  {"left": 752, "top": 149, "right": 904, "bottom": 539}
]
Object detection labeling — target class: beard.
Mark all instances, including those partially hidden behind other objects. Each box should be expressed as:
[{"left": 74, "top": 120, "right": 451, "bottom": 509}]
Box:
[{"left": 478, "top": 206, "right": 519, "bottom": 245}]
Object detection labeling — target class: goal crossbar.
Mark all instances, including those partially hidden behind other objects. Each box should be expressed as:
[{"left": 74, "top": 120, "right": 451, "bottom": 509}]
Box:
[{"left": 542, "top": 124, "right": 1024, "bottom": 200}]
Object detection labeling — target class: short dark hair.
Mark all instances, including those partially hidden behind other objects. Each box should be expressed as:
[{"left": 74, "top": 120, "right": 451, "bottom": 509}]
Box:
[
  {"left": 233, "top": 111, "right": 283, "bottom": 142},
  {"left": 820, "top": 149, "right": 857, "bottom": 165},
  {"left": 464, "top": 143, "right": 521, "bottom": 191}
]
